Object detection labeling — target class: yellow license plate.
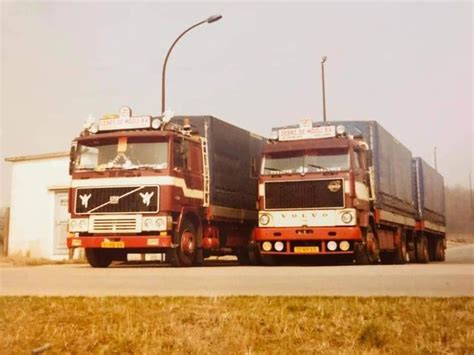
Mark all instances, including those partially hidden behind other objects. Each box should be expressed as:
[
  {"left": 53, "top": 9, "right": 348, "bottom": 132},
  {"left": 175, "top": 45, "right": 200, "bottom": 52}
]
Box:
[
  {"left": 294, "top": 246, "right": 319, "bottom": 253},
  {"left": 101, "top": 241, "right": 125, "bottom": 248}
]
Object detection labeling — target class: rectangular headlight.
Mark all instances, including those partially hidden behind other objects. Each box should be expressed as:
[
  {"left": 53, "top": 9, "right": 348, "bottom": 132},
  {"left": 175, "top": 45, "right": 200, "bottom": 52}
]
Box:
[
  {"left": 142, "top": 216, "right": 170, "bottom": 231},
  {"left": 68, "top": 218, "right": 89, "bottom": 232}
]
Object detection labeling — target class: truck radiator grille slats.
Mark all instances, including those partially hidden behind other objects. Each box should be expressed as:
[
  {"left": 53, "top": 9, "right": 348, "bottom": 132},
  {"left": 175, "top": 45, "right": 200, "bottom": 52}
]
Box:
[
  {"left": 75, "top": 186, "right": 159, "bottom": 214},
  {"left": 264, "top": 179, "right": 344, "bottom": 209},
  {"left": 89, "top": 215, "right": 140, "bottom": 233}
]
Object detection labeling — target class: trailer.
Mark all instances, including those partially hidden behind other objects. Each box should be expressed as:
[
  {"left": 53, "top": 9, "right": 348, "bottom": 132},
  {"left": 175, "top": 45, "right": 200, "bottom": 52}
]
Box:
[{"left": 412, "top": 157, "right": 446, "bottom": 262}]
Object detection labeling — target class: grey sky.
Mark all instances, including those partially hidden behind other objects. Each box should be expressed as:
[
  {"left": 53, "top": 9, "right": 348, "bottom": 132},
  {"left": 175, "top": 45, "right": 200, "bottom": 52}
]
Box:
[{"left": 1, "top": 1, "right": 472, "bottom": 207}]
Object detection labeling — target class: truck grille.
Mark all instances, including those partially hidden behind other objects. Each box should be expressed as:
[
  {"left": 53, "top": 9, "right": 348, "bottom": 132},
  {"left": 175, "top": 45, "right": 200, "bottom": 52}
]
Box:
[
  {"left": 264, "top": 179, "right": 344, "bottom": 209},
  {"left": 75, "top": 186, "right": 159, "bottom": 214},
  {"left": 89, "top": 215, "right": 141, "bottom": 233}
]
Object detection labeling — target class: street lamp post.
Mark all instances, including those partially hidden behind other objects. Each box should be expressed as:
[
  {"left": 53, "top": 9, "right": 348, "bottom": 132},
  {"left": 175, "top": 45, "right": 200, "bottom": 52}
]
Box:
[
  {"left": 161, "top": 14, "right": 222, "bottom": 114},
  {"left": 321, "top": 56, "right": 327, "bottom": 122}
]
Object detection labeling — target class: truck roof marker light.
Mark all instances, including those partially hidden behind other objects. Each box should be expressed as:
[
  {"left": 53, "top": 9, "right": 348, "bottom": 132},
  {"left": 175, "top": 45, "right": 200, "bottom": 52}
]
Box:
[
  {"left": 82, "top": 114, "right": 97, "bottom": 134},
  {"left": 89, "top": 124, "right": 99, "bottom": 134},
  {"left": 183, "top": 118, "right": 191, "bottom": 132},
  {"left": 336, "top": 125, "right": 346, "bottom": 136},
  {"left": 151, "top": 118, "right": 161, "bottom": 129},
  {"left": 162, "top": 110, "right": 174, "bottom": 123}
]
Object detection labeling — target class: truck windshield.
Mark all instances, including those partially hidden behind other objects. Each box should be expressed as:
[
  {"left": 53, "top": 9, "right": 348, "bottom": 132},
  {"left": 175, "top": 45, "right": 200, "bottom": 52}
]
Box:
[
  {"left": 74, "top": 137, "right": 168, "bottom": 171},
  {"left": 263, "top": 149, "right": 349, "bottom": 175}
]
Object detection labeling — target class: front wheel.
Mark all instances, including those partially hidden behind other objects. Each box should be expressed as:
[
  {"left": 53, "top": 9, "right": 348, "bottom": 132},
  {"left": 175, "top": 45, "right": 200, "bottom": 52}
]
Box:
[
  {"left": 85, "top": 248, "right": 112, "bottom": 268},
  {"left": 354, "top": 224, "right": 379, "bottom": 265},
  {"left": 234, "top": 247, "right": 251, "bottom": 265},
  {"left": 169, "top": 219, "right": 196, "bottom": 267}
]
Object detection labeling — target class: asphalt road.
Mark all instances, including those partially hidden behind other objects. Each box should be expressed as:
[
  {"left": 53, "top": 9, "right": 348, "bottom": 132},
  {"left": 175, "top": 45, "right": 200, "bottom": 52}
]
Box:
[{"left": 1, "top": 245, "right": 472, "bottom": 297}]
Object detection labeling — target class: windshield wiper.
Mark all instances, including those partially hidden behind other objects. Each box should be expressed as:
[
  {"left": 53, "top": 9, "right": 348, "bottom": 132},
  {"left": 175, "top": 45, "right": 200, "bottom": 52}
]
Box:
[
  {"left": 308, "top": 164, "right": 325, "bottom": 170},
  {"left": 264, "top": 167, "right": 283, "bottom": 172}
]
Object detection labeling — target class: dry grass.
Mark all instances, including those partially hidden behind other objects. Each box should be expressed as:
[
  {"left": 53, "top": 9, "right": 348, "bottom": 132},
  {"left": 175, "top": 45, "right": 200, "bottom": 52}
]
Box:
[{"left": 0, "top": 297, "right": 472, "bottom": 354}]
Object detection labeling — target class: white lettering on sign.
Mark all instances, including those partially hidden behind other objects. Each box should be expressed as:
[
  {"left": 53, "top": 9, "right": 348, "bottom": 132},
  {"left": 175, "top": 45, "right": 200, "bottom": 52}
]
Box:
[
  {"left": 99, "top": 116, "right": 151, "bottom": 131},
  {"left": 278, "top": 125, "right": 336, "bottom": 141}
]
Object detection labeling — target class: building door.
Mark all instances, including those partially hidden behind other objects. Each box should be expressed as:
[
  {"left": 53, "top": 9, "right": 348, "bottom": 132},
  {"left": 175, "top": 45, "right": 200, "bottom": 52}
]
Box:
[{"left": 54, "top": 192, "right": 69, "bottom": 255}]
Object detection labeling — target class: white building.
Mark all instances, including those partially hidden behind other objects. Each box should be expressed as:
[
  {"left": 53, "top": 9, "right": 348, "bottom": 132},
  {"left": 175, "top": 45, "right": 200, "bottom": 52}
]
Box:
[{"left": 5, "top": 152, "right": 71, "bottom": 260}]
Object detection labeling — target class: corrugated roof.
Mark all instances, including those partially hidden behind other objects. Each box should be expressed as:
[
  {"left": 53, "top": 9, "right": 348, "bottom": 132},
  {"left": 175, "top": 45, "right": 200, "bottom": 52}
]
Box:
[{"left": 5, "top": 152, "right": 69, "bottom": 162}]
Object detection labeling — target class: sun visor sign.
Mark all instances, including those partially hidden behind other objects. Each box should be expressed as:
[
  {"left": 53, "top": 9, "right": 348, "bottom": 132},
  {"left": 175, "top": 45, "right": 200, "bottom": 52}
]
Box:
[
  {"left": 75, "top": 185, "right": 159, "bottom": 214},
  {"left": 98, "top": 106, "right": 151, "bottom": 131},
  {"left": 278, "top": 119, "right": 336, "bottom": 141}
]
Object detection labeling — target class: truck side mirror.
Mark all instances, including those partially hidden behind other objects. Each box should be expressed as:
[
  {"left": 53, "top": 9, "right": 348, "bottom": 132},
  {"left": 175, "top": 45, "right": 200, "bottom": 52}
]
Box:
[{"left": 69, "top": 144, "right": 77, "bottom": 175}]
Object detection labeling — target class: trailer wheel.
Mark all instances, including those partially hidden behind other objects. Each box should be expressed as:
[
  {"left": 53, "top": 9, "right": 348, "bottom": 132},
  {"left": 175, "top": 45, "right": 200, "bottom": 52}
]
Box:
[
  {"left": 415, "top": 234, "right": 429, "bottom": 263},
  {"left": 381, "top": 232, "right": 408, "bottom": 264},
  {"left": 85, "top": 249, "right": 112, "bottom": 268},
  {"left": 433, "top": 237, "right": 446, "bottom": 262},
  {"left": 354, "top": 224, "right": 379, "bottom": 265},
  {"left": 169, "top": 219, "right": 196, "bottom": 267}
]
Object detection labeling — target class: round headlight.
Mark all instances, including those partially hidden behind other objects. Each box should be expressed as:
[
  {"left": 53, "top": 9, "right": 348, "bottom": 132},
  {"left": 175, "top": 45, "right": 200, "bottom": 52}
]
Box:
[
  {"left": 274, "top": 241, "right": 285, "bottom": 252},
  {"left": 259, "top": 214, "right": 270, "bottom": 226},
  {"left": 336, "top": 125, "right": 346, "bottom": 135},
  {"left": 339, "top": 241, "right": 350, "bottom": 251},
  {"left": 144, "top": 218, "right": 153, "bottom": 228},
  {"left": 155, "top": 218, "right": 165, "bottom": 229},
  {"left": 262, "top": 241, "right": 272, "bottom": 252},
  {"left": 79, "top": 220, "right": 87, "bottom": 229},
  {"left": 327, "top": 240, "right": 338, "bottom": 251},
  {"left": 151, "top": 118, "right": 161, "bottom": 129},
  {"left": 70, "top": 220, "right": 77, "bottom": 229},
  {"left": 341, "top": 212, "right": 353, "bottom": 224}
]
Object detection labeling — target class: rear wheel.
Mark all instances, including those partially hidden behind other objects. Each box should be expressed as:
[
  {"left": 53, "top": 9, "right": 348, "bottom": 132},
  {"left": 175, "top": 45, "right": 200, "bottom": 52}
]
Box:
[
  {"left": 85, "top": 248, "right": 112, "bottom": 268},
  {"left": 354, "top": 224, "right": 379, "bottom": 265},
  {"left": 381, "top": 232, "right": 408, "bottom": 264},
  {"left": 416, "top": 234, "right": 429, "bottom": 263},
  {"left": 433, "top": 236, "right": 446, "bottom": 262},
  {"left": 169, "top": 219, "right": 196, "bottom": 267}
]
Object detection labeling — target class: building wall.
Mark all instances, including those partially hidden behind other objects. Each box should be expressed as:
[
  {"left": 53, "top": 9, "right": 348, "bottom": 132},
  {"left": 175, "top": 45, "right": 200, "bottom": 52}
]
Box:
[{"left": 9, "top": 157, "right": 70, "bottom": 260}]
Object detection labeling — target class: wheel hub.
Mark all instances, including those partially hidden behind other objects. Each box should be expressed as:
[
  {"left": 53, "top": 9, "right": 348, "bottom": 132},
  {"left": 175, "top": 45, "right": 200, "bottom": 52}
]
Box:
[{"left": 181, "top": 230, "right": 195, "bottom": 256}]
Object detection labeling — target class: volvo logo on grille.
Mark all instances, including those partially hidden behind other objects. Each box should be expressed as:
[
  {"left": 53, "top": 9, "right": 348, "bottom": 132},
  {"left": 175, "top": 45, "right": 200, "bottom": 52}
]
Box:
[
  {"left": 328, "top": 180, "right": 342, "bottom": 192},
  {"left": 109, "top": 196, "right": 120, "bottom": 204}
]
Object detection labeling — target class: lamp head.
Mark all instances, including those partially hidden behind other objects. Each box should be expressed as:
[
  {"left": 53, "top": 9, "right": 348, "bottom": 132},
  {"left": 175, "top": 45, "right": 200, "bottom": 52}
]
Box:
[{"left": 207, "top": 14, "right": 223, "bottom": 23}]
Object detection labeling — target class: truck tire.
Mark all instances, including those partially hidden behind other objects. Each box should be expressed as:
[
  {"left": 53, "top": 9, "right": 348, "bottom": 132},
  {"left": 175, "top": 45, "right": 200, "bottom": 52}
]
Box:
[
  {"left": 235, "top": 247, "right": 251, "bottom": 265},
  {"left": 85, "top": 248, "right": 112, "bottom": 268},
  {"left": 354, "top": 224, "right": 379, "bottom": 265},
  {"left": 248, "top": 243, "right": 261, "bottom": 265},
  {"left": 415, "top": 234, "right": 429, "bottom": 263},
  {"left": 380, "top": 233, "right": 408, "bottom": 264},
  {"left": 433, "top": 237, "right": 446, "bottom": 262},
  {"left": 169, "top": 219, "right": 196, "bottom": 267}
]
